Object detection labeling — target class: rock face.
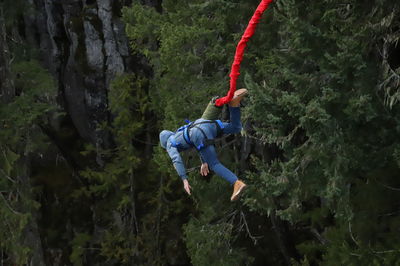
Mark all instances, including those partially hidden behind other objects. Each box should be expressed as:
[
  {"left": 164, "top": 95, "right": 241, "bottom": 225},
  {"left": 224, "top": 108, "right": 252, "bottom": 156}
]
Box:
[{"left": 30, "top": 0, "right": 130, "bottom": 148}]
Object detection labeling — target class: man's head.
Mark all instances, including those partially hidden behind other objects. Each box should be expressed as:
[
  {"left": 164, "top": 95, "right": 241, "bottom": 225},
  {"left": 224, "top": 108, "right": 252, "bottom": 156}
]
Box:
[{"left": 159, "top": 130, "right": 174, "bottom": 149}]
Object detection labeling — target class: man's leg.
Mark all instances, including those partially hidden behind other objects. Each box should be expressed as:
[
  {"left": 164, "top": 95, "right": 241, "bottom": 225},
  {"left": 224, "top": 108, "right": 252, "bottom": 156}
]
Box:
[
  {"left": 201, "top": 88, "right": 248, "bottom": 120},
  {"left": 201, "top": 96, "right": 223, "bottom": 120},
  {"left": 222, "top": 106, "right": 242, "bottom": 135},
  {"left": 221, "top": 88, "right": 248, "bottom": 134},
  {"left": 199, "top": 145, "right": 237, "bottom": 184},
  {"left": 199, "top": 145, "right": 247, "bottom": 201}
]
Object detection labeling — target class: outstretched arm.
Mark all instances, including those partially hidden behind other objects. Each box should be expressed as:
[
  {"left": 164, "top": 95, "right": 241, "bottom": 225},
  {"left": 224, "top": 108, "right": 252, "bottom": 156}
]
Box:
[
  {"left": 183, "top": 179, "right": 191, "bottom": 195},
  {"left": 166, "top": 145, "right": 188, "bottom": 180},
  {"left": 166, "top": 144, "right": 191, "bottom": 195}
]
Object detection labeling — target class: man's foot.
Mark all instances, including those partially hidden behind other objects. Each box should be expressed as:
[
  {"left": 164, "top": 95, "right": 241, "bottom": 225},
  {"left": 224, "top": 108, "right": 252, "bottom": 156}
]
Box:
[
  {"left": 230, "top": 180, "right": 247, "bottom": 201},
  {"left": 229, "top": 88, "right": 248, "bottom": 107}
]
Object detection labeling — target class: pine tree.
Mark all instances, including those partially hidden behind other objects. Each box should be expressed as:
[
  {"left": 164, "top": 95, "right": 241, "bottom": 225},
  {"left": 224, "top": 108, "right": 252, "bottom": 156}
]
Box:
[
  {"left": 243, "top": 0, "right": 400, "bottom": 264},
  {"left": 123, "top": 0, "right": 283, "bottom": 264},
  {"left": 124, "top": 0, "right": 400, "bottom": 264}
]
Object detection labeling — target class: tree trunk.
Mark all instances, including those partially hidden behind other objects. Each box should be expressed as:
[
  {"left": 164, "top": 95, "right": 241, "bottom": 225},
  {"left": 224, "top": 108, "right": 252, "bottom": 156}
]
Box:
[
  {"left": 0, "top": 8, "right": 14, "bottom": 103},
  {"left": 270, "top": 212, "right": 292, "bottom": 266}
]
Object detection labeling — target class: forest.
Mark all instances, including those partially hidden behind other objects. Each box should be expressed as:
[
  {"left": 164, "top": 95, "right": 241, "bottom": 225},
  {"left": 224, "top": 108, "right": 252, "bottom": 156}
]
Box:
[{"left": 1, "top": 0, "right": 400, "bottom": 265}]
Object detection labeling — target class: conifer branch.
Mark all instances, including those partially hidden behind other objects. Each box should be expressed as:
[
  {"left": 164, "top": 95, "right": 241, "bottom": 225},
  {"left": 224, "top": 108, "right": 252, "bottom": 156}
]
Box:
[
  {"left": 155, "top": 175, "right": 164, "bottom": 259},
  {"left": 378, "top": 210, "right": 400, "bottom": 217},
  {"left": 0, "top": 168, "right": 16, "bottom": 183},
  {"left": 348, "top": 221, "right": 360, "bottom": 247},
  {"left": 0, "top": 192, "right": 21, "bottom": 215},
  {"left": 131, "top": 136, "right": 158, "bottom": 146},
  {"left": 310, "top": 228, "right": 329, "bottom": 245},
  {"left": 374, "top": 179, "right": 400, "bottom": 191},
  {"left": 370, "top": 248, "right": 399, "bottom": 254},
  {"left": 368, "top": 243, "right": 400, "bottom": 255},
  {"left": 129, "top": 170, "right": 139, "bottom": 235},
  {"left": 239, "top": 211, "right": 263, "bottom": 245}
]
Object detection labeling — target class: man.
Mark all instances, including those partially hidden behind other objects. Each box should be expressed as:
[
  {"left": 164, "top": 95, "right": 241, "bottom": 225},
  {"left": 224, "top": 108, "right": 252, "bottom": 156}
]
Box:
[{"left": 159, "top": 89, "right": 248, "bottom": 201}]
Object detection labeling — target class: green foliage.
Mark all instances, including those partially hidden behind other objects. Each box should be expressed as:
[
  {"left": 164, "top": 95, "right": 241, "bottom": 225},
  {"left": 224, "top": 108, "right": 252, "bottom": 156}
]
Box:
[
  {"left": 100, "top": 230, "right": 137, "bottom": 263},
  {"left": 1, "top": 60, "right": 57, "bottom": 148},
  {"left": 242, "top": 0, "right": 400, "bottom": 263},
  {"left": 0, "top": 147, "right": 32, "bottom": 264},
  {"left": 0, "top": 56, "right": 57, "bottom": 263},
  {"left": 0, "top": 0, "right": 31, "bottom": 28},
  {"left": 123, "top": 0, "right": 259, "bottom": 126},
  {"left": 184, "top": 219, "right": 252, "bottom": 266},
  {"left": 122, "top": 1, "right": 281, "bottom": 264},
  {"left": 74, "top": 74, "right": 147, "bottom": 262},
  {"left": 74, "top": 73, "right": 190, "bottom": 265},
  {"left": 109, "top": 74, "right": 148, "bottom": 149},
  {"left": 3, "top": 0, "right": 399, "bottom": 264},
  {"left": 79, "top": 74, "right": 144, "bottom": 196},
  {"left": 70, "top": 233, "right": 92, "bottom": 266}
]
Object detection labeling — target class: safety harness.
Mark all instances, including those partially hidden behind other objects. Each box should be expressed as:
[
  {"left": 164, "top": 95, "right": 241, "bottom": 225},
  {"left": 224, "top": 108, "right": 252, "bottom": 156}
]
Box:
[{"left": 170, "top": 120, "right": 224, "bottom": 151}]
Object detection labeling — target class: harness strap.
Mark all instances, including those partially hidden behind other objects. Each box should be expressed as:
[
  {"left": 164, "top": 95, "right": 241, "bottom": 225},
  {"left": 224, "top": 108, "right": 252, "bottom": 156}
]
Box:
[
  {"left": 183, "top": 127, "right": 191, "bottom": 146},
  {"left": 193, "top": 126, "right": 208, "bottom": 150},
  {"left": 215, "top": 120, "right": 224, "bottom": 137},
  {"left": 189, "top": 120, "right": 224, "bottom": 136},
  {"left": 183, "top": 119, "right": 225, "bottom": 150}
]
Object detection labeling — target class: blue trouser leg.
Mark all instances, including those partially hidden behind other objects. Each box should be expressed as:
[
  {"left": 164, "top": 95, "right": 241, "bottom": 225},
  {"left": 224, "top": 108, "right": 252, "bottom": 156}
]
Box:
[
  {"left": 222, "top": 106, "right": 242, "bottom": 134},
  {"left": 199, "top": 145, "right": 238, "bottom": 185},
  {"left": 189, "top": 106, "right": 242, "bottom": 185}
]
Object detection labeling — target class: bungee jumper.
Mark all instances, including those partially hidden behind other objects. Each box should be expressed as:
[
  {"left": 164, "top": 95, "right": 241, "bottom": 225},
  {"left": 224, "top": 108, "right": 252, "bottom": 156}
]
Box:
[
  {"left": 160, "top": 89, "right": 248, "bottom": 201},
  {"left": 159, "top": 0, "right": 273, "bottom": 200}
]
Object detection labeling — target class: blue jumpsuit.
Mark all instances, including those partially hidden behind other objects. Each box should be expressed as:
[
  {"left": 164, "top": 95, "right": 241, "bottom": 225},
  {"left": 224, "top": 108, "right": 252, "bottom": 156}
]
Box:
[{"left": 161, "top": 106, "right": 242, "bottom": 185}]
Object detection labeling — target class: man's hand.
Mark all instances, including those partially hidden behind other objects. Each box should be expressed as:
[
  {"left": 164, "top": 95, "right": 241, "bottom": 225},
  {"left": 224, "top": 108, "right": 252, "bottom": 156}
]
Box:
[
  {"left": 200, "top": 163, "right": 209, "bottom": 176},
  {"left": 183, "top": 179, "right": 191, "bottom": 195}
]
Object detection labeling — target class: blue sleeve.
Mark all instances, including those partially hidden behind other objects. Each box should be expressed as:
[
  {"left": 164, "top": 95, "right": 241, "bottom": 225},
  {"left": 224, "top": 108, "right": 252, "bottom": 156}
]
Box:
[
  {"left": 199, "top": 152, "right": 205, "bottom": 164},
  {"left": 166, "top": 141, "right": 188, "bottom": 180}
]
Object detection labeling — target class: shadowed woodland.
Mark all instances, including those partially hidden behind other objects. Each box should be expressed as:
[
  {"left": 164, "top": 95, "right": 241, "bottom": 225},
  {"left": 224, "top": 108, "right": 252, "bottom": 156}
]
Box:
[{"left": 1, "top": 0, "right": 400, "bottom": 265}]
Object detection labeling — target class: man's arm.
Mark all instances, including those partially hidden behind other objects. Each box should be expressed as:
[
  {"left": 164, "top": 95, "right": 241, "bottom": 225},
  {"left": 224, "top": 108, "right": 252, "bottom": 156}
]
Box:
[
  {"left": 200, "top": 162, "right": 209, "bottom": 176},
  {"left": 197, "top": 152, "right": 208, "bottom": 176},
  {"left": 166, "top": 144, "right": 192, "bottom": 195},
  {"left": 166, "top": 144, "right": 188, "bottom": 180}
]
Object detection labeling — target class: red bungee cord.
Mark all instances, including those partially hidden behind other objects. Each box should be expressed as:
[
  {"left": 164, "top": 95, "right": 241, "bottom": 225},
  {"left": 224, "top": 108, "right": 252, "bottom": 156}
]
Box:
[{"left": 215, "top": 0, "right": 273, "bottom": 106}]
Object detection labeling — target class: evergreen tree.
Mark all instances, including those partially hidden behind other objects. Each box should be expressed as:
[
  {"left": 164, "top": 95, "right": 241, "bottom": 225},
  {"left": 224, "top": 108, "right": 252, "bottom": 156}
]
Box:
[
  {"left": 124, "top": 0, "right": 286, "bottom": 264},
  {"left": 243, "top": 0, "right": 400, "bottom": 264},
  {"left": 124, "top": 0, "right": 400, "bottom": 264},
  {"left": 2, "top": 0, "right": 400, "bottom": 264},
  {"left": 0, "top": 2, "right": 58, "bottom": 264}
]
